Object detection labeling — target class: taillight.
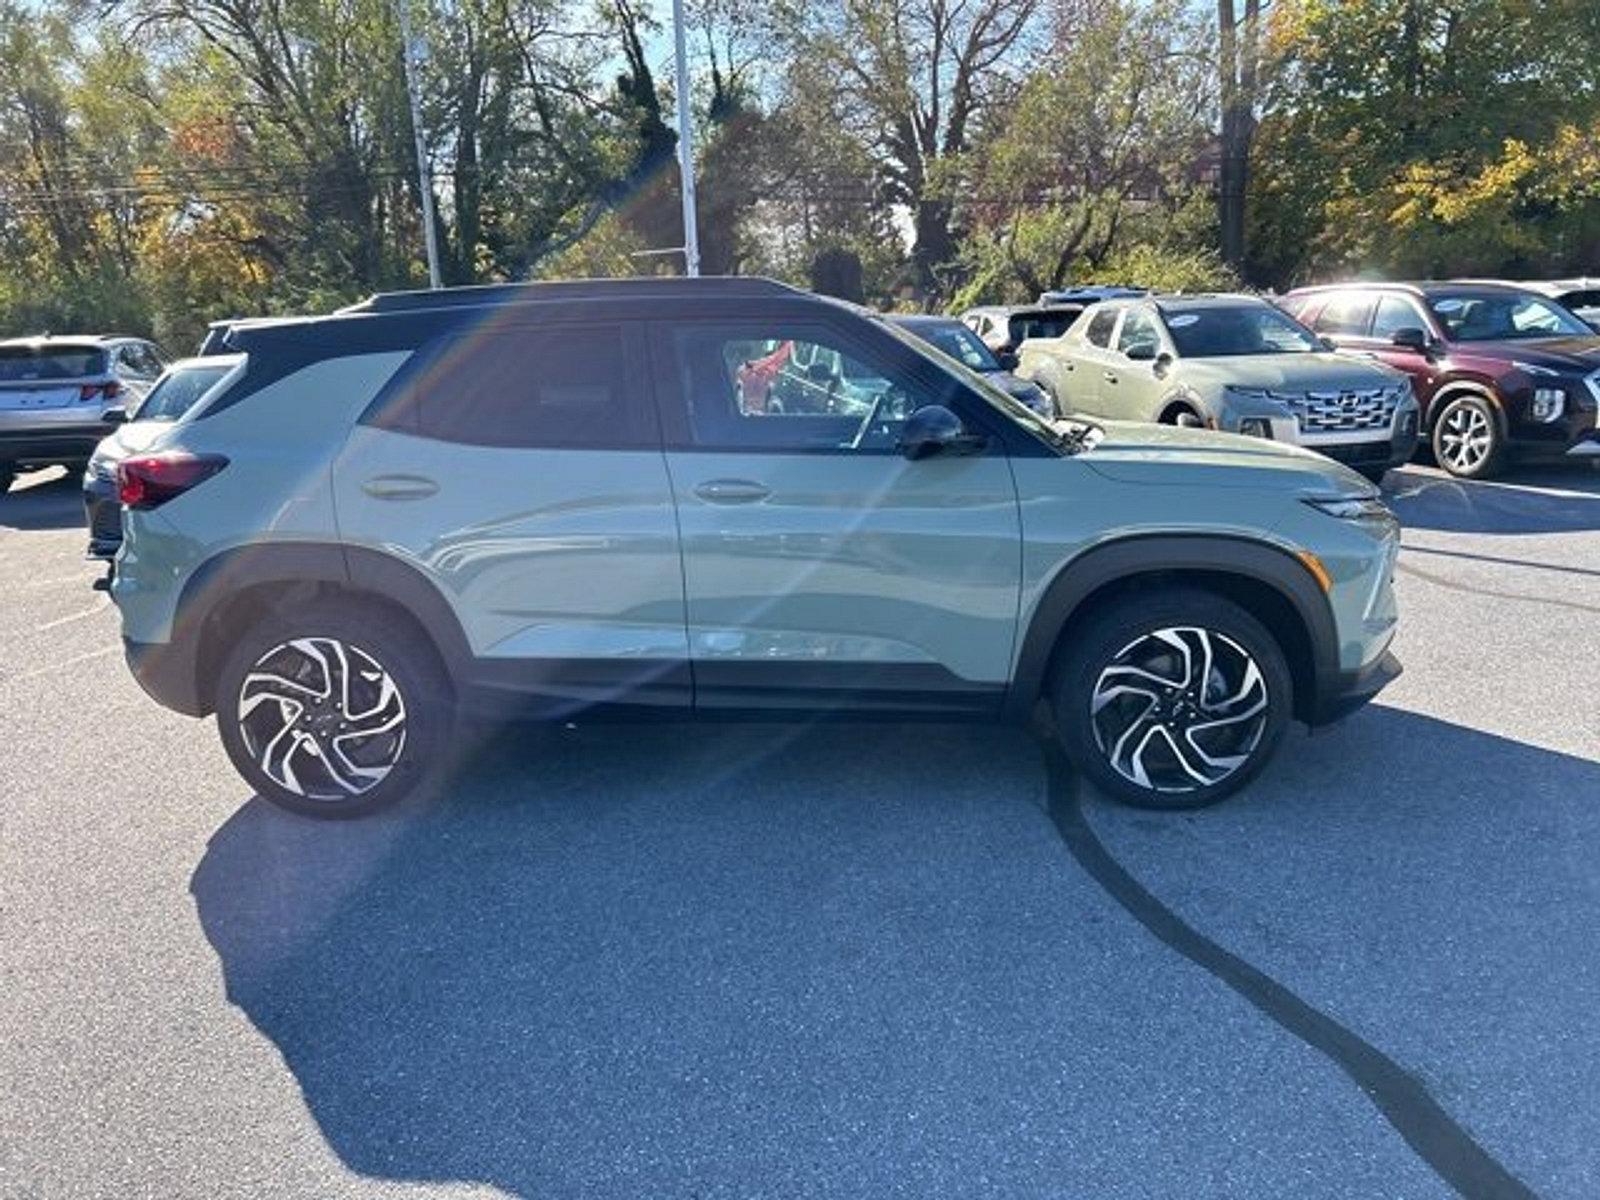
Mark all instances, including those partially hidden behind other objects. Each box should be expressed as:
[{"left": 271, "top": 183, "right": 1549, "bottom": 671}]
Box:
[
  {"left": 117, "top": 453, "right": 228, "bottom": 509},
  {"left": 79, "top": 381, "right": 121, "bottom": 402}
]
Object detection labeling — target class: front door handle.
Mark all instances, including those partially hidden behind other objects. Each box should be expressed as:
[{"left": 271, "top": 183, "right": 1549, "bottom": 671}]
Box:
[
  {"left": 694, "top": 479, "right": 771, "bottom": 504},
  {"left": 362, "top": 474, "right": 439, "bottom": 500},
  {"left": 1103, "top": 370, "right": 1119, "bottom": 384}
]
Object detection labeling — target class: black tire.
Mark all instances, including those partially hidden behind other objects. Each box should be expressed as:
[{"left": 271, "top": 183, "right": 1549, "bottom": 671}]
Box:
[
  {"left": 0, "top": 464, "right": 14, "bottom": 494},
  {"left": 1051, "top": 587, "right": 1293, "bottom": 810},
  {"left": 1431, "top": 394, "right": 1505, "bottom": 479},
  {"left": 215, "top": 601, "right": 453, "bottom": 818},
  {"left": 1355, "top": 464, "right": 1389, "bottom": 486}
]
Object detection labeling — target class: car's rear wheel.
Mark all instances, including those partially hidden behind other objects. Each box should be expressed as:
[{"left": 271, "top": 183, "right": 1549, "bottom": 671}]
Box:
[
  {"left": 1052, "top": 588, "right": 1292, "bottom": 810},
  {"left": 1431, "top": 394, "right": 1504, "bottom": 479},
  {"left": 215, "top": 602, "right": 452, "bottom": 818}
]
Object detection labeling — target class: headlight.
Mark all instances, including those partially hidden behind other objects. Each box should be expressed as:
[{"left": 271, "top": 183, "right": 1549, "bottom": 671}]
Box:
[
  {"left": 1223, "top": 385, "right": 1274, "bottom": 404},
  {"left": 1237, "top": 417, "right": 1273, "bottom": 438},
  {"left": 1530, "top": 387, "right": 1565, "bottom": 422},
  {"left": 1305, "top": 496, "right": 1390, "bottom": 521}
]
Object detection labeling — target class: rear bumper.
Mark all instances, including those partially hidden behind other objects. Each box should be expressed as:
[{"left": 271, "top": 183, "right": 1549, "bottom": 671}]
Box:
[
  {"left": 1308, "top": 649, "right": 1401, "bottom": 726},
  {"left": 0, "top": 424, "right": 114, "bottom": 465},
  {"left": 124, "top": 636, "right": 208, "bottom": 717}
]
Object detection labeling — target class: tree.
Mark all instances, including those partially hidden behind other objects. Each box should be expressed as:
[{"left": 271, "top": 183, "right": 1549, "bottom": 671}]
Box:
[
  {"left": 1249, "top": 0, "right": 1600, "bottom": 283},
  {"left": 954, "top": 0, "right": 1215, "bottom": 303},
  {"left": 781, "top": 0, "right": 1043, "bottom": 297}
]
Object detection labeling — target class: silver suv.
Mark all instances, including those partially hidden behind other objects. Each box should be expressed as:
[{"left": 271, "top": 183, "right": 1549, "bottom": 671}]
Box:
[
  {"left": 1018, "top": 295, "right": 1420, "bottom": 482},
  {"left": 108, "top": 278, "right": 1401, "bottom": 817},
  {"left": 0, "top": 335, "right": 169, "bottom": 493}
]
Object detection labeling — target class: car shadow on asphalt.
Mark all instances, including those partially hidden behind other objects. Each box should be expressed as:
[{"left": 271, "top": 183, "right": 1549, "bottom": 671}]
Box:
[
  {"left": 1385, "top": 463, "right": 1600, "bottom": 535},
  {"left": 190, "top": 710, "right": 1600, "bottom": 1197},
  {"left": 0, "top": 468, "right": 84, "bottom": 533}
]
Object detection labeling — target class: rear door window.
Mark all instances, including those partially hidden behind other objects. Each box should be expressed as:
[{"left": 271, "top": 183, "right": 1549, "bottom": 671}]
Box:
[
  {"left": 1084, "top": 307, "right": 1120, "bottom": 348},
  {"left": 408, "top": 324, "right": 653, "bottom": 449},
  {"left": 1311, "top": 292, "right": 1376, "bottom": 337}
]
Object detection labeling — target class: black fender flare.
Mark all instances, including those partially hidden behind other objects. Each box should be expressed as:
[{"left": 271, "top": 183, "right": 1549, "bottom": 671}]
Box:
[
  {"left": 1002, "top": 534, "right": 1338, "bottom": 721},
  {"left": 164, "top": 541, "right": 471, "bottom": 714}
]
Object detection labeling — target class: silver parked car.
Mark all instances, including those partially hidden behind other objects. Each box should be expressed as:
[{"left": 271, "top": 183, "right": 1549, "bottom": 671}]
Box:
[
  {"left": 1017, "top": 294, "right": 1420, "bottom": 482},
  {"left": 0, "top": 335, "right": 169, "bottom": 493}
]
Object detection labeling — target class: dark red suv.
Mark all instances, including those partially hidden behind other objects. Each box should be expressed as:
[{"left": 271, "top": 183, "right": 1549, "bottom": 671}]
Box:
[{"left": 1281, "top": 282, "right": 1600, "bottom": 478}]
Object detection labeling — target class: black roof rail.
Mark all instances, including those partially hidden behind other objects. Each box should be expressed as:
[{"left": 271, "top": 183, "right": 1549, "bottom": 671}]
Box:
[{"left": 339, "top": 275, "right": 801, "bottom": 315}]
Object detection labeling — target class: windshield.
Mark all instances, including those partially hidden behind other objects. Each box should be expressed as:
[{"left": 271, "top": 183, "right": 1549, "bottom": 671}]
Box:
[
  {"left": 910, "top": 323, "right": 1001, "bottom": 372},
  {"left": 1163, "top": 306, "right": 1322, "bottom": 357},
  {"left": 132, "top": 364, "right": 231, "bottom": 421},
  {"left": 1428, "top": 292, "right": 1592, "bottom": 341},
  {"left": 876, "top": 316, "right": 1084, "bottom": 449},
  {"left": 0, "top": 345, "right": 108, "bottom": 381}
]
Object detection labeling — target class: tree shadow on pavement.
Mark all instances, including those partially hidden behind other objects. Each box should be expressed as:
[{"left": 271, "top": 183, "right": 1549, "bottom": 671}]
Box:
[
  {"left": 1385, "top": 464, "right": 1600, "bottom": 535},
  {"left": 0, "top": 468, "right": 84, "bottom": 533},
  {"left": 190, "top": 711, "right": 1600, "bottom": 1198}
]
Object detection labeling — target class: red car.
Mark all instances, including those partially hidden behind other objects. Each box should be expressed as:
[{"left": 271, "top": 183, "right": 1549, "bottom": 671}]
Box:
[{"left": 1280, "top": 281, "right": 1600, "bottom": 478}]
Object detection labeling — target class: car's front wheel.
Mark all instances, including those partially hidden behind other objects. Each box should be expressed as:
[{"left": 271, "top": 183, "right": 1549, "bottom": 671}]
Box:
[
  {"left": 1052, "top": 588, "right": 1292, "bottom": 809},
  {"left": 1431, "top": 394, "right": 1504, "bottom": 478},
  {"left": 215, "top": 602, "right": 452, "bottom": 818}
]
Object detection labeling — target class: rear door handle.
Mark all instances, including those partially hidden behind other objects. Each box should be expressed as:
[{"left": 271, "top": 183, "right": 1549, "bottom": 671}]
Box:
[
  {"left": 361, "top": 474, "right": 439, "bottom": 500},
  {"left": 694, "top": 479, "right": 771, "bottom": 504}
]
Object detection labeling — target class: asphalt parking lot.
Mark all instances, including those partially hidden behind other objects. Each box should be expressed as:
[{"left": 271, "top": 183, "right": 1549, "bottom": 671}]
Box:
[{"left": 2, "top": 462, "right": 1597, "bottom": 1199}]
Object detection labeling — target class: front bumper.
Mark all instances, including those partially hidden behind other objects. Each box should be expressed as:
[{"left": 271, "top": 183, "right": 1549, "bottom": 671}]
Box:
[
  {"left": 1230, "top": 407, "right": 1421, "bottom": 470},
  {"left": 1308, "top": 649, "right": 1402, "bottom": 726},
  {"left": 124, "top": 636, "right": 208, "bottom": 717}
]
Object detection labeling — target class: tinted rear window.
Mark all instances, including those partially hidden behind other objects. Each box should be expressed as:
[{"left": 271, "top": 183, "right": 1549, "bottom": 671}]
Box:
[
  {"left": 0, "top": 345, "right": 108, "bottom": 381},
  {"left": 409, "top": 324, "right": 649, "bottom": 448},
  {"left": 134, "top": 365, "right": 232, "bottom": 421}
]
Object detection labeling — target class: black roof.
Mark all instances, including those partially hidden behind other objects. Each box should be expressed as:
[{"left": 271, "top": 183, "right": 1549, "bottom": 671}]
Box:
[{"left": 340, "top": 275, "right": 801, "bottom": 315}]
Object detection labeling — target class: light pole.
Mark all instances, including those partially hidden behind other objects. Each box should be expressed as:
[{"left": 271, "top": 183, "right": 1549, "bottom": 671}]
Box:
[
  {"left": 670, "top": 0, "right": 700, "bottom": 276},
  {"left": 396, "top": 0, "right": 443, "bottom": 289}
]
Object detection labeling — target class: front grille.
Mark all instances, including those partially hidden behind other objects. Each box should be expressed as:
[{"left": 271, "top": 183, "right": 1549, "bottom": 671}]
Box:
[{"left": 1280, "top": 388, "right": 1398, "bottom": 436}]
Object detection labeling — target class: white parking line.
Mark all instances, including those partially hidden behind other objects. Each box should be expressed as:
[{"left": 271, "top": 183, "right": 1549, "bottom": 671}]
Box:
[
  {"left": 3, "top": 644, "right": 118, "bottom": 683},
  {"left": 35, "top": 597, "right": 110, "bottom": 632}
]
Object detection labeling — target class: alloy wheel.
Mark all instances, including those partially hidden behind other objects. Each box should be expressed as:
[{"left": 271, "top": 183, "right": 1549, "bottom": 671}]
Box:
[
  {"left": 1089, "top": 626, "right": 1269, "bottom": 794},
  {"left": 1437, "top": 404, "right": 1492, "bottom": 474},
  {"left": 236, "top": 637, "right": 408, "bottom": 800}
]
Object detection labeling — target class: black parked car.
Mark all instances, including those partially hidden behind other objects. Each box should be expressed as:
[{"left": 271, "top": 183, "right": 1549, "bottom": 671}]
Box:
[{"left": 889, "top": 315, "right": 1054, "bottom": 416}]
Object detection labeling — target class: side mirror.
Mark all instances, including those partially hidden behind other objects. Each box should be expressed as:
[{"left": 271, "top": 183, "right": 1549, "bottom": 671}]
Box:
[
  {"left": 1390, "top": 327, "right": 1430, "bottom": 353},
  {"left": 1152, "top": 351, "right": 1174, "bottom": 378},
  {"left": 897, "top": 405, "right": 986, "bottom": 460},
  {"left": 1124, "top": 342, "right": 1157, "bottom": 363},
  {"left": 102, "top": 406, "right": 129, "bottom": 426},
  {"left": 995, "top": 350, "right": 1020, "bottom": 371}
]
